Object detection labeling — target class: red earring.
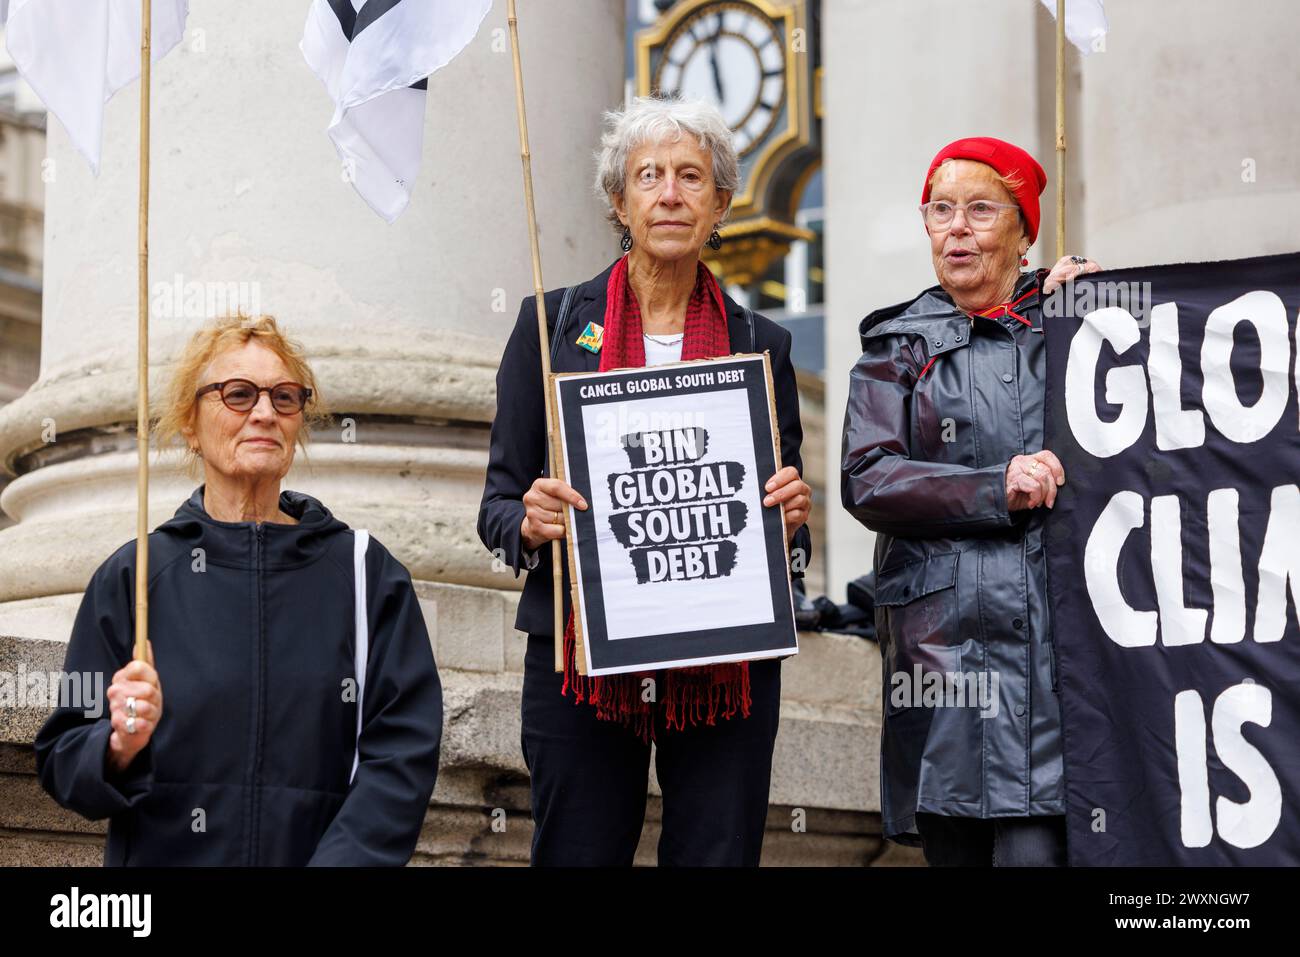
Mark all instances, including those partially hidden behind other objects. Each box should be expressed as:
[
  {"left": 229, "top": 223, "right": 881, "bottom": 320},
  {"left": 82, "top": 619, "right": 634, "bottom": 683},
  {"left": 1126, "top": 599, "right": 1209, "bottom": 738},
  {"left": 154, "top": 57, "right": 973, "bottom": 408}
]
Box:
[{"left": 1020, "top": 257, "right": 1029, "bottom": 266}]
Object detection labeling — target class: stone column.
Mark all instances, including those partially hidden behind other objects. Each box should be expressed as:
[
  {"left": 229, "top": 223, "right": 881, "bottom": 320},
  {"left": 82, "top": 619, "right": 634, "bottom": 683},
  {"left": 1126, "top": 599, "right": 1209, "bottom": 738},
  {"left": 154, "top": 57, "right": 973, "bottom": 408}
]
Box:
[
  {"left": 823, "top": 0, "right": 1300, "bottom": 596},
  {"left": 822, "top": 0, "right": 1041, "bottom": 599},
  {"left": 1075, "top": 0, "right": 1300, "bottom": 264},
  {"left": 0, "top": 0, "right": 623, "bottom": 617}
]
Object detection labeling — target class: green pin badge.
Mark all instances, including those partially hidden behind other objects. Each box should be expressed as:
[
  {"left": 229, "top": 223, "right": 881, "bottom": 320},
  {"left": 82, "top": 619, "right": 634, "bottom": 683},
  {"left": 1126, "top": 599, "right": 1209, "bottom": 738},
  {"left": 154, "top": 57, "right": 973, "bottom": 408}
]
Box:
[{"left": 575, "top": 321, "right": 603, "bottom": 354}]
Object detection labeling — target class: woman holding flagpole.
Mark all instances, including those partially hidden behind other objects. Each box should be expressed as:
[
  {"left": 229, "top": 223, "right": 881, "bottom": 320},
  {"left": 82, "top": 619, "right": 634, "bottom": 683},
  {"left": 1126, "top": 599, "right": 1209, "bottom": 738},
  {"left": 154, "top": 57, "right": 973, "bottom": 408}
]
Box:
[
  {"left": 35, "top": 315, "right": 444, "bottom": 866},
  {"left": 478, "top": 95, "right": 812, "bottom": 866},
  {"left": 841, "top": 137, "right": 1101, "bottom": 866}
]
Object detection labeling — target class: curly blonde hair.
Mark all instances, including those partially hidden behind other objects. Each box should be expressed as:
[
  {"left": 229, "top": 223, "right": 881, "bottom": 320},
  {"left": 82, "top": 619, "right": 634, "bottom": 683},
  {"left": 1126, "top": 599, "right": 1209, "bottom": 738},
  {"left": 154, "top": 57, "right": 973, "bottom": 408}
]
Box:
[{"left": 155, "top": 314, "right": 330, "bottom": 477}]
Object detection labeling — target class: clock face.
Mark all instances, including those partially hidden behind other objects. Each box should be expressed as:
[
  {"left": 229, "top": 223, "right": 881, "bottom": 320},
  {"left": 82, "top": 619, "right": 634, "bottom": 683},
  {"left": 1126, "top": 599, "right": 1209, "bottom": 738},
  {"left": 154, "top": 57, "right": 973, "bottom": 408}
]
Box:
[{"left": 653, "top": 3, "right": 787, "bottom": 158}]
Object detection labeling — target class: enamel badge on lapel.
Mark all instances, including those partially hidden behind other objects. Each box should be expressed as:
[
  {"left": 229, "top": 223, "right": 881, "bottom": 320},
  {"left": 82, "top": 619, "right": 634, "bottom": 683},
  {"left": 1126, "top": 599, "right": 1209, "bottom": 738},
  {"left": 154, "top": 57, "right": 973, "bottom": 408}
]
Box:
[{"left": 576, "top": 321, "right": 603, "bottom": 354}]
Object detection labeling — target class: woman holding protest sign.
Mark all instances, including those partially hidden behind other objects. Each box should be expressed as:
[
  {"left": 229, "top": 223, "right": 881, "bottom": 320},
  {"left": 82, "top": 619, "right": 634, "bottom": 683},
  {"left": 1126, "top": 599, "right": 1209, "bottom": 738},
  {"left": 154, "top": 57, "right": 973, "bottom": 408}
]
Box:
[
  {"left": 841, "top": 137, "right": 1100, "bottom": 866},
  {"left": 478, "top": 96, "right": 811, "bottom": 866}
]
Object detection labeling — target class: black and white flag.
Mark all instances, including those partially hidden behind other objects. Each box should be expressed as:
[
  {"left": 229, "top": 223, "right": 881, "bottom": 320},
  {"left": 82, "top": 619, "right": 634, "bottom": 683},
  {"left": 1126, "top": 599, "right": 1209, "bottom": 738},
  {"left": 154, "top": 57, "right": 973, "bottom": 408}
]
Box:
[{"left": 301, "top": 0, "right": 491, "bottom": 223}]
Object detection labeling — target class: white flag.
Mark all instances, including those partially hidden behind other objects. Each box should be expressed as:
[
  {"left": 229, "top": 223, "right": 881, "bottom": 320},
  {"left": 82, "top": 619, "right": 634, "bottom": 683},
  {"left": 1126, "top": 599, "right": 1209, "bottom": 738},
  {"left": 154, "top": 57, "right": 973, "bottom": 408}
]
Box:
[
  {"left": 3, "top": 0, "right": 189, "bottom": 173},
  {"left": 1040, "top": 0, "right": 1108, "bottom": 56},
  {"left": 301, "top": 0, "right": 492, "bottom": 224}
]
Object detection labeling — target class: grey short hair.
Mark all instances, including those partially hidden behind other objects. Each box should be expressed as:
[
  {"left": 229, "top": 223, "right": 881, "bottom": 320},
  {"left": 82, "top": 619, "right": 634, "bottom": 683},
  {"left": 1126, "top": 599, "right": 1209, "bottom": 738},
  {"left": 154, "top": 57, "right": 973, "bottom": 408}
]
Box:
[{"left": 594, "top": 95, "right": 741, "bottom": 231}]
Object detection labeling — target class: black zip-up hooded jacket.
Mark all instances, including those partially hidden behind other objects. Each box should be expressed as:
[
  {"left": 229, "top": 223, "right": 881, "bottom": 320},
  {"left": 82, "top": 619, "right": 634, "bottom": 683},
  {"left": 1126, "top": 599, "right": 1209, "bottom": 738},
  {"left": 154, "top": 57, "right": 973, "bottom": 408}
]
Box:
[{"left": 34, "top": 486, "right": 443, "bottom": 866}]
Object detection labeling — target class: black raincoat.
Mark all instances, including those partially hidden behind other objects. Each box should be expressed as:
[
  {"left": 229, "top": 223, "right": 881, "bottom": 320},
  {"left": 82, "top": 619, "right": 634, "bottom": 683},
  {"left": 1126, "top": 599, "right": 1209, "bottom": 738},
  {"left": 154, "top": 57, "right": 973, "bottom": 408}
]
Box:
[
  {"left": 34, "top": 487, "right": 443, "bottom": 865},
  {"left": 841, "top": 270, "right": 1064, "bottom": 843}
]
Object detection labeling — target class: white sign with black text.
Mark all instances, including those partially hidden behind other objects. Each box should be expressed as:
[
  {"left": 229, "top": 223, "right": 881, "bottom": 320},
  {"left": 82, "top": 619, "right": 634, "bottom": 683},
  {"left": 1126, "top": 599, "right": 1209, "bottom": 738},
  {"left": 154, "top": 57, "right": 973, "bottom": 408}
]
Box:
[{"left": 554, "top": 354, "right": 798, "bottom": 676}]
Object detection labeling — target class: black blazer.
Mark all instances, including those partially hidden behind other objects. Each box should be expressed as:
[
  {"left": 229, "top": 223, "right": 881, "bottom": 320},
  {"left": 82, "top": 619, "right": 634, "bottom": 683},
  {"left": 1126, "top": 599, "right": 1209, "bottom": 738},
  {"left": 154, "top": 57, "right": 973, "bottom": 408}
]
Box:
[{"left": 477, "top": 258, "right": 813, "bottom": 639}]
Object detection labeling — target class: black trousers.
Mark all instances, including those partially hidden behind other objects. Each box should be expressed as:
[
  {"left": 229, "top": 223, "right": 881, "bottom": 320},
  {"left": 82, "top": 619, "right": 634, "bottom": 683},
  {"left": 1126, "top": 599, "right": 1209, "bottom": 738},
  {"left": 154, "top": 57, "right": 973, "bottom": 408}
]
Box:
[
  {"left": 915, "top": 812, "right": 1068, "bottom": 867},
  {"left": 520, "top": 634, "right": 781, "bottom": 866}
]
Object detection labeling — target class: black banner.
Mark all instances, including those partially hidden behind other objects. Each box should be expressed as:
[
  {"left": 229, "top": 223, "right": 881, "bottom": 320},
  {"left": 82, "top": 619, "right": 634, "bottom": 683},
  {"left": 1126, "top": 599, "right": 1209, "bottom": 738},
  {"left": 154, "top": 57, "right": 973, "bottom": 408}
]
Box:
[{"left": 1044, "top": 251, "right": 1300, "bottom": 865}]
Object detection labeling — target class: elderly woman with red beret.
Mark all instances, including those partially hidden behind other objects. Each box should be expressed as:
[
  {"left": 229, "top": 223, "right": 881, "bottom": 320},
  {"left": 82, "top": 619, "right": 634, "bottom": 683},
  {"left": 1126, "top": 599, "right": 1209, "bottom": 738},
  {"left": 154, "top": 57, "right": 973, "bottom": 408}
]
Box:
[{"left": 841, "top": 137, "right": 1100, "bottom": 866}]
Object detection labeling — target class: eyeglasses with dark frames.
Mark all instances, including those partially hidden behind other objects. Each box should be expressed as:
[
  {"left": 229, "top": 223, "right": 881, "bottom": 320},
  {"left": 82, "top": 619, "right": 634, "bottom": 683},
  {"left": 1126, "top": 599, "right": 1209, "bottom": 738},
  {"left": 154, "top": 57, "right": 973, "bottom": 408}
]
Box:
[{"left": 195, "top": 379, "right": 312, "bottom": 415}]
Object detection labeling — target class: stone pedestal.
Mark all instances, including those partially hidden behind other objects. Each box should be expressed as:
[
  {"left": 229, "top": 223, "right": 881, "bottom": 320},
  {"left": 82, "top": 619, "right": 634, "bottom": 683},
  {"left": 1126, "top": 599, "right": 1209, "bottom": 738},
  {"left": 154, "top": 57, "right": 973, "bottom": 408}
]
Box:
[{"left": 1, "top": 626, "right": 906, "bottom": 867}]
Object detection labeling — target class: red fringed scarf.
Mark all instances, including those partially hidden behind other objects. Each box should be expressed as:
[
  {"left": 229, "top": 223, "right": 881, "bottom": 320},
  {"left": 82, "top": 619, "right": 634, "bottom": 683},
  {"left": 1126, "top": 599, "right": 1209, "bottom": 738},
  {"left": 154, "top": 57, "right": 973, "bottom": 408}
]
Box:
[{"left": 560, "top": 255, "right": 751, "bottom": 741}]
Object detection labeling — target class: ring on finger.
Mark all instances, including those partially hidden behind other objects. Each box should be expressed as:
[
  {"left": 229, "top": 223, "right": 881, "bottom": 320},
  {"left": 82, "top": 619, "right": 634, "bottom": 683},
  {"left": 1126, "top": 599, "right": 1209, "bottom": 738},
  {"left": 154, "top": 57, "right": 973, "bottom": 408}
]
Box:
[
  {"left": 1070, "top": 255, "right": 1087, "bottom": 265},
  {"left": 125, "top": 716, "right": 137, "bottom": 735},
  {"left": 126, "top": 696, "right": 137, "bottom": 720},
  {"left": 552, "top": 509, "right": 562, "bottom": 525}
]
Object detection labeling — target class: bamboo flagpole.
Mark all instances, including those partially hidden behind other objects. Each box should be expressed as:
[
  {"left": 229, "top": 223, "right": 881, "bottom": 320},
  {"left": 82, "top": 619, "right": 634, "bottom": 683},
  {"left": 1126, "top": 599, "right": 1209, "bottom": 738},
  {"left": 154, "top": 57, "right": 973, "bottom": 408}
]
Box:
[
  {"left": 133, "top": 0, "right": 152, "bottom": 662},
  {"left": 505, "top": 0, "right": 568, "bottom": 672},
  {"left": 1055, "top": 0, "right": 1066, "bottom": 261}
]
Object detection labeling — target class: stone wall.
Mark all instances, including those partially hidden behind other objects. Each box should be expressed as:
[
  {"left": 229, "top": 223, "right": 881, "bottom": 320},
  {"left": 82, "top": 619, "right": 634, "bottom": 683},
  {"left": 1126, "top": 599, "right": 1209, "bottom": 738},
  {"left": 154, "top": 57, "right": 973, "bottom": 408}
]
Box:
[{"left": 1, "top": 620, "right": 916, "bottom": 866}]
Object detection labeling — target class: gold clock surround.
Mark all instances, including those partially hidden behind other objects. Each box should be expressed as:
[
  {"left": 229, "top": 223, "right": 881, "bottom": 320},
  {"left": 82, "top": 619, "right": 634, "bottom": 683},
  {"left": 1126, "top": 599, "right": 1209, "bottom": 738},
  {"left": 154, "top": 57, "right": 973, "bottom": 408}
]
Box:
[
  {"left": 650, "top": 1, "right": 787, "bottom": 159},
  {"left": 636, "top": 0, "right": 818, "bottom": 285}
]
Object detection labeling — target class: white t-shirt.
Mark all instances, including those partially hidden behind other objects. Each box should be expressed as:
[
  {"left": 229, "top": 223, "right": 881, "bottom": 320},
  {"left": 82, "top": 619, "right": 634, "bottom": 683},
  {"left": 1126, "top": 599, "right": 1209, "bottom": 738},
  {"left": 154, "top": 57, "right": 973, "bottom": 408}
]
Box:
[{"left": 642, "top": 332, "right": 685, "bottom": 366}]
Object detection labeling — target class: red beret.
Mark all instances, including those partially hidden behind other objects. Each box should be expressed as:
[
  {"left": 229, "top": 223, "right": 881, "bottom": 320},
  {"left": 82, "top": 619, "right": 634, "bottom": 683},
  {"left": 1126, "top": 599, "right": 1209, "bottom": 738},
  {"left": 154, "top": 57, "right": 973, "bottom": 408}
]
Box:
[{"left": 921, "top": 137, "right": 1048, "bottom": 243}]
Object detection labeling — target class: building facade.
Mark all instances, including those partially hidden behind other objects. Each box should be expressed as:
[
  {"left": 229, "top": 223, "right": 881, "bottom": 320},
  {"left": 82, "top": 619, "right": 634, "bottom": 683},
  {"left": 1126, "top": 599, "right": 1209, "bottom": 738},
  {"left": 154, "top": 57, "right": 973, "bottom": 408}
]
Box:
[
  {"left": 0, "top": 0, "right": 888, "bottom": 866},
  {"left": 3, "top": 0, "right": 1295, "bottom": 866}
]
